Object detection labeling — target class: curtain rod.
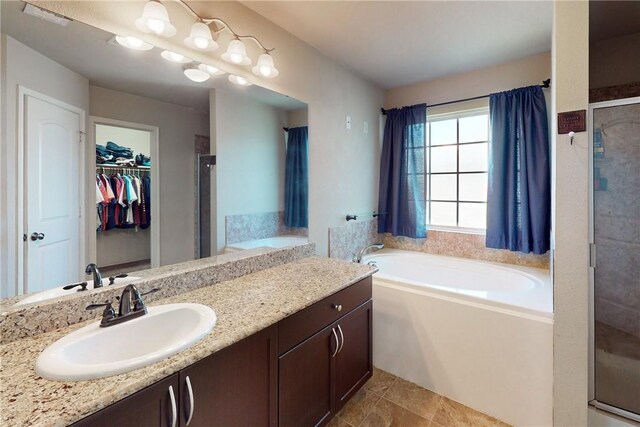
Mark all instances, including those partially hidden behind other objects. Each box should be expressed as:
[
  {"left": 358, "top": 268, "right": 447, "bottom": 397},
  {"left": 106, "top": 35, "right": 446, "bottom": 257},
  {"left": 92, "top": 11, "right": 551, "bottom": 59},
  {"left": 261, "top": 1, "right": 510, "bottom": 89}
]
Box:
[
  {"left": 380, "top": 79, "right": 551, "bottom": 115},
  {"left": 283, "top": 127, "right": 290, "bottom": 132}
]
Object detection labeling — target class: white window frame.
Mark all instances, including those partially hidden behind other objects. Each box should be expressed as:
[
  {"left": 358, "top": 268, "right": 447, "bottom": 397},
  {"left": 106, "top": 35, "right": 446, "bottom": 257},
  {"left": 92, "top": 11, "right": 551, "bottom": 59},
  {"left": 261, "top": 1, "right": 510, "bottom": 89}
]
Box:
[{"left": 425, "top": 107, "right": 489, "bottom": 234}]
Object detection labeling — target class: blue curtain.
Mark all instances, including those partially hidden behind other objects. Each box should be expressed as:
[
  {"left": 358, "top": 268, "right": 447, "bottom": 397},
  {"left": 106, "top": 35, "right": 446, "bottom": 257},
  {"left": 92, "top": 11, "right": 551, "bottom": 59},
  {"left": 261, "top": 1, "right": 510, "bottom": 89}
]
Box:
[
  {"left": 486, "top": 86, "right": 550, "bottom": 254},
  {"left": 284, "top": 126, "right": 308, "bottom": 228},
  {"left": 377, "top": 104, "right": 427, "bottom": 238}
]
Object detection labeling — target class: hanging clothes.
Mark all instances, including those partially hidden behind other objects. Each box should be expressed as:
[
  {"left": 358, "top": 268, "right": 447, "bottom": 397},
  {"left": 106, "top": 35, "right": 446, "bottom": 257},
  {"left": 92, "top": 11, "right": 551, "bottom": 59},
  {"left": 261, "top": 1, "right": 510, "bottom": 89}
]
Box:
[{"left": 95, "top": 169, "right": 151, "bottom": 233}]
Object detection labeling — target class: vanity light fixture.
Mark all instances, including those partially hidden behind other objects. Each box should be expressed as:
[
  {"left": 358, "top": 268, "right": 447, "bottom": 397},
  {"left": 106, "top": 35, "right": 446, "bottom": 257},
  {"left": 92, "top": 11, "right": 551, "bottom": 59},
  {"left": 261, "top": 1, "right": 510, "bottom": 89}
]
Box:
[
  {"left": 183, "top": 65, "right": 211, "bottom": 83},
  {"left": 228, "top": 74, "right": 252, "bottom": 87},
  {"left": 198, "top": 63, "right": 226, "bottom": 76},
  {"left": 135, "top": 0, "right": 176, "bottom": 37},
  {"left": 160, "top": 50, "right": 193, "bottom": 64},
  {"left": 221, "top": 39, "right": 252, "bottom": 65},
  {"left": 184, "top": 22, "right": 219, "bottom": 51},
  {"left": 252, "top": 53, "right": 279, "bottom": 78},
  {"left": 114, "top": 35, "right": 154, "bottom": 51}
]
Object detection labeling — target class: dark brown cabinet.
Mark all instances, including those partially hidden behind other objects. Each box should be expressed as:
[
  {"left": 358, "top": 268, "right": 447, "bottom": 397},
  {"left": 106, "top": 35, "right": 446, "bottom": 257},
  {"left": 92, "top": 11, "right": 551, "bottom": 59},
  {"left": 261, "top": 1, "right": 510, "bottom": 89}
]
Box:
[
  {"left": 179, "top": 325, "right": 278, "bottom": 427},
  {"left": 72, "top": 374, "right": 180, "bottom": 427},
  {"left": 278, "top": 278, "right": 373, "bottom": 427},
  {"left": 74, "top": 326, "right": 277, "bottom": 427},
  {"left": 73, "top": 277, "right": 372, "bottom": 427}
]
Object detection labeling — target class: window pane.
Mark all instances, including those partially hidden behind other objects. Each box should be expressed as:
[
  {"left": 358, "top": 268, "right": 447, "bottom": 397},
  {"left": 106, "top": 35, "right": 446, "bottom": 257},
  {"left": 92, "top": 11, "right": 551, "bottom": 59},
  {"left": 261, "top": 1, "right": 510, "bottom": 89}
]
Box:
[
  {"left": 459, "top": 202, "right": 487, "bottom": 228},
  {"left": 459, "top": 173, "right": 487, "bottom": 202},
  {"left": 431, "top": 174, "right": 456, "bottom": 201},
  {"left": 459, "top": 114, "right": 488, "bottom": 143},
  {"left": 430, "top": 119, "right": 457, "bottom": 146},
  {"left": 430, "top": 145, "right": 457, "bottom": 173},
  {"left": 430, "top": 202, "right": 457, "bottom": 226},
  {"left": 459, "top": 143, "right": 488, "bottom": 172}
]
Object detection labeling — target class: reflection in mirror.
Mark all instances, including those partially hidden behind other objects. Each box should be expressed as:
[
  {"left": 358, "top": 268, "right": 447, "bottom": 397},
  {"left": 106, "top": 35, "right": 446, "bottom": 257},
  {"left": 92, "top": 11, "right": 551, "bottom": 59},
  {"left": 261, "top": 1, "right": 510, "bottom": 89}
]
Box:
[{"left": 1, "top": 1, "right": 308, "bottom": 305}]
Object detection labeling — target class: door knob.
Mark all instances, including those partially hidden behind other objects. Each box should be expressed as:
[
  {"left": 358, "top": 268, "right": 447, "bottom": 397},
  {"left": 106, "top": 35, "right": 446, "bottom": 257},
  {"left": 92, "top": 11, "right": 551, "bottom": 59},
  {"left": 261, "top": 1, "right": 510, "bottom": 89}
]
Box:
[{"left": 30, "top": 232, "right": 45, "bottom": 241}]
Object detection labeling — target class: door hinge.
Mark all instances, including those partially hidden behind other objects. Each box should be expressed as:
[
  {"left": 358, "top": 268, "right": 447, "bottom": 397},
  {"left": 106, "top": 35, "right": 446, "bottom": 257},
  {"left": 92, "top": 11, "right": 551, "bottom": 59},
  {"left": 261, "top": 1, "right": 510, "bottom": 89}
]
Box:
[
  {"left": 589, "top": 243, "right": 596, "bottom": 268},
  {"left": 79, "top": 206, "right": 82, "bottom": 218},
  {"left": 23, "top": 234, "right": 27, "bottom": 242},
  {"left": 79, "top": 130, "right": 86, "bottom": 143}
]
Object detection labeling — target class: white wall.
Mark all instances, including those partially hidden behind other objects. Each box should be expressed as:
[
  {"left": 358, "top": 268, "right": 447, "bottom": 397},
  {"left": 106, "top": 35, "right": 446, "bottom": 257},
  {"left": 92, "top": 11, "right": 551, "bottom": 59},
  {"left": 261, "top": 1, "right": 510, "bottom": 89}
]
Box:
[
  {"left": 30, "top": 0, "right": 384, "bottom": 257},
  {"left": 211, "top": 88, "right": 288, "bottom": 252},
  {"left": 552, "top": 2, "right": 590, "bottom": 425},
  {"left": 89, "top": 85, "right": 209, "bottom": 267},
  {"left": 590, "top": 33, "right": 640, "bottom": 89},
  {"left": 0, "top": 34, "right": 90, "bottom": 298}
]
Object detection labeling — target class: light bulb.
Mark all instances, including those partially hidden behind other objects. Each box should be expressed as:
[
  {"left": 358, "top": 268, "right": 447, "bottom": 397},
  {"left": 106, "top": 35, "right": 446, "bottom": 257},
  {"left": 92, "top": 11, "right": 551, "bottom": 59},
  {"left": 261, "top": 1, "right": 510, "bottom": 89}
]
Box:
[
  {"left": 228, "top": 74, "right": 252, "bottom": 86},
  {"left": 230, "top": 53, "right": 243, "bottom": 64},
  {"left": 147, "top": 18, "right": 165, "bottom": 34},
  {"left": 222, "top": 39, "right": 251, "bottom": 65},
  {"left": 259, "top": 65, "right": 271, "bottom": 77},
  {"left": 184, "top": 68, "right": 210, "bottom": 83},
  {"left": 194, "top": 37, "right": 208, "bottom": 49},
  {"left": 198, "top": 64, "right": 225, "bottom": 76},
  {"left": 114, "top": 35, "right": 153, "bottom": 51}
]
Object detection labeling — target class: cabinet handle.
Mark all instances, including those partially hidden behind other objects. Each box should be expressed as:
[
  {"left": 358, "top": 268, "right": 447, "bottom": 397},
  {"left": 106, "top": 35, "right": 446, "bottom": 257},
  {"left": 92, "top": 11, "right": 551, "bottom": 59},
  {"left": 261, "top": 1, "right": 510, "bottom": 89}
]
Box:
[
  {"left": 185, "top": 375, "right": 195, "bottom": 426},
  {"left": 332, "top": 304, "right": 343, "bottom": 312},
  {"left": 168, "top": 385, "right": 177, "bottom": 427},
  {"left": 331, "top": 328, "right": 339, "bottom": 357},
  {"left": 337, "top": 325, "right": 345, "bottom": 354}
]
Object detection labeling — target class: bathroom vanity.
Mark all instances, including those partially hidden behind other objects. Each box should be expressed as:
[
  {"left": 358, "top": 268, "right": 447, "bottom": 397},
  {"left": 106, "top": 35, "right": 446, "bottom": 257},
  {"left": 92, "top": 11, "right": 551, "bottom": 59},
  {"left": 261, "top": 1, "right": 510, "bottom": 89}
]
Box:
[{"left": 0, "top": 253, "right": 374, "bottom": 427}]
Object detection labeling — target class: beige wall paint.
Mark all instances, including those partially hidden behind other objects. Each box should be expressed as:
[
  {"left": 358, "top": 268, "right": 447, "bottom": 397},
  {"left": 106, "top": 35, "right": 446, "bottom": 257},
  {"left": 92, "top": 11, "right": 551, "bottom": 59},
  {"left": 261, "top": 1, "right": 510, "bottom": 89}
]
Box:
[
  {"left": 552, "top": 1, "right": 590, "bottom": 425},
  {"left": 212, "top": 88, "right": 288, "bottom": 252},
  {"left": 287, "top": 108, "right": 308, "bottom": 128},
  {"left": 89, "top": 85, "right": 209, "bottom": 267},
  {"left": 590, "top": 33, "right": 640, "bottom": 89},
  {"left": 30, "top": 0, "right": 383, "bottom": 257},
  {"left": 384, "top": 52, "right": 551, "bottom": 110},
  {"left": 1, "top": 34, "right": 90, "bottom": 298}
]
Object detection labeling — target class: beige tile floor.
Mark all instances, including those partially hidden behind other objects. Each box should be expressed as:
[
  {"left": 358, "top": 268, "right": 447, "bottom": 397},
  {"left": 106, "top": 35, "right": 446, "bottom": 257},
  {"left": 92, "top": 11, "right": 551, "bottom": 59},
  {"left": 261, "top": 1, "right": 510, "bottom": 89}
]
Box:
[{"left": 330, "top": 368, "right": 511, "bottom": 427}]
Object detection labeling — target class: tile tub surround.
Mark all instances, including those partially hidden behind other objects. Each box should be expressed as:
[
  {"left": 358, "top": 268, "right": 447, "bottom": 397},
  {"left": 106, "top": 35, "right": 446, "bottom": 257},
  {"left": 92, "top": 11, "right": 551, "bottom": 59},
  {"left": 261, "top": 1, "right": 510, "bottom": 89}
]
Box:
[
  {"left": 329, "top": 218, "right": 379, "bottom": 261},
  {"left": 225, "top": 211, "right": 307, "bottom": 245},
  {"left": 381, "top": 230, "right": 550, "bottom": 269},
  {"left": 0, "top": 257, "right": 375, "bottom": 427},
  {"left": 330, "top": 367, "right": 511, "bottom": 427},
  {"left": 0, "top": 244, "right": 315, "bottom": 344}
]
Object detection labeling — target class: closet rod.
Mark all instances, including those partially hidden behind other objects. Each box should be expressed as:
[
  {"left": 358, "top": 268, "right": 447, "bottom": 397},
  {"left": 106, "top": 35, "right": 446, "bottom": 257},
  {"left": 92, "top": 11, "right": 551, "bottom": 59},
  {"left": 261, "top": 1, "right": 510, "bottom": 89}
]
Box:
[{"left": 380, "top": 79, "right": 551, "bottom": 115}]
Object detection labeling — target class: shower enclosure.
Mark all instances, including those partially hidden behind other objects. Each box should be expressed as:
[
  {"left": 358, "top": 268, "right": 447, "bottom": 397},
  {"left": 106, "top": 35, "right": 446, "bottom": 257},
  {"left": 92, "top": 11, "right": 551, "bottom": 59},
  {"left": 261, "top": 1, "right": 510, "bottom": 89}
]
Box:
[{"left": 588, "top": 97, "right": 640, "bottom": 422}]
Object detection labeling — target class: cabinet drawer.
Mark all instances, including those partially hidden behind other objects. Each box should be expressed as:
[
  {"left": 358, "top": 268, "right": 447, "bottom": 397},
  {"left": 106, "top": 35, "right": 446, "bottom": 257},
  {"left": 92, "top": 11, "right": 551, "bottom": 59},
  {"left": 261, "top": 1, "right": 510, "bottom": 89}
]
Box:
[{"left": 278, "top": 276, "right": 371, "bottom": 355}]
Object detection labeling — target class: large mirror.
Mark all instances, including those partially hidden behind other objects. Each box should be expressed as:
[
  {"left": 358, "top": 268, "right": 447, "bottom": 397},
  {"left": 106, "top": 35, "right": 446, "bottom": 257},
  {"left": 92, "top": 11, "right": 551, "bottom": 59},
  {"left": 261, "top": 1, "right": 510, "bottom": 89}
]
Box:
[{"left": 0, "top": 1, "right": 309, "bottom": 305}]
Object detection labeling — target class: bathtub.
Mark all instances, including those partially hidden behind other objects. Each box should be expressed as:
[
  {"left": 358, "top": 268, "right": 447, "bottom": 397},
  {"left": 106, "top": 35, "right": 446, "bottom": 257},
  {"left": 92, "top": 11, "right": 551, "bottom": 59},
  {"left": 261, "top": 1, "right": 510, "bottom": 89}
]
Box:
[
  {"left": 363, "top": 249, "right": 553, "bottom": 427},
  {"left": 223, "top": 235, "right": 308, "bottom": 253}
]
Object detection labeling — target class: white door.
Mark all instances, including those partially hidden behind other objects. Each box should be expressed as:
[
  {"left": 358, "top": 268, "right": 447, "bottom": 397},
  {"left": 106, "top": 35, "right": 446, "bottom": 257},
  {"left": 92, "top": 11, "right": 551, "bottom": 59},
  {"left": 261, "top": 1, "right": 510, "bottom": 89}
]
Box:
[{"left": 25, "top": 95, "right": 83, "bottom": 293}]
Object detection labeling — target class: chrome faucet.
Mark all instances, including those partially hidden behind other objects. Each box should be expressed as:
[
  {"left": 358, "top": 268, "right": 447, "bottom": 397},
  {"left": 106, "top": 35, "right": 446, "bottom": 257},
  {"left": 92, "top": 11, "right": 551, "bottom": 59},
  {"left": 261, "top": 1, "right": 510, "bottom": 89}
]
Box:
[
  {"left": 85, "top": 263, "right": 103, "bottom": 288},
  {"left": 86, "top": 284, "right": 159, "bottom": 327},
  {"left": 352, "top": 243, "right": 384, "bottom": 263}
]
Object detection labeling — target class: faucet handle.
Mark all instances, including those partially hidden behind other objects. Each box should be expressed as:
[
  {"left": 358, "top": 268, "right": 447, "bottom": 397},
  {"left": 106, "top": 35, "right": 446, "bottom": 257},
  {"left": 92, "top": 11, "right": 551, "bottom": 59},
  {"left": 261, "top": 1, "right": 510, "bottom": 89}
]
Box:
[
  {"left": 108, "top": 273, "right": 128, "bottom": 285},
  {"left": 133, "top": 288, "right": 160, "bottom": 311},
  {"left": 63, "top": 281, "right": 88, "bottom": 292},
  {"left": 86, "top": 301, "right": 116, "bottom": 327}
]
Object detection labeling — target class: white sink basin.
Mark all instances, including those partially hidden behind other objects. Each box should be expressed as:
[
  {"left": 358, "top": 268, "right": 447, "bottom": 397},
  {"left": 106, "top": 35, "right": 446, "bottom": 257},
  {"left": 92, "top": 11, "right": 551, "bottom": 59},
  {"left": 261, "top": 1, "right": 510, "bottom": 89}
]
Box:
[
  {"left": 35, "top": 303, "right": 216, "bottom": 381},
  {"left": 14, "top": 276, "right": 140, "bottom": 307}
]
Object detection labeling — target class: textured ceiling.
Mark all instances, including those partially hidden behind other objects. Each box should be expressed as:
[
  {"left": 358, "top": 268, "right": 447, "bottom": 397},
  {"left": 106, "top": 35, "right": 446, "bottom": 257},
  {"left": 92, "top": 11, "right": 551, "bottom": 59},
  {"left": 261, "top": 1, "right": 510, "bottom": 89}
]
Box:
[{"left": 242, "top": 1, "right": 553, "bottom": 89}]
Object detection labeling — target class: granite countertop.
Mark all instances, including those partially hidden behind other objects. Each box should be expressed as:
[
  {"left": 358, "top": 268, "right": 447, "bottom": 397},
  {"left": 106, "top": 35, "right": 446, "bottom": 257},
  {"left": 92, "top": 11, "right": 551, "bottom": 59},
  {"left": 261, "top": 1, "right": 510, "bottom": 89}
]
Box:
[{"left": 0, "top": 256, "right": 375, "bottom": 426}]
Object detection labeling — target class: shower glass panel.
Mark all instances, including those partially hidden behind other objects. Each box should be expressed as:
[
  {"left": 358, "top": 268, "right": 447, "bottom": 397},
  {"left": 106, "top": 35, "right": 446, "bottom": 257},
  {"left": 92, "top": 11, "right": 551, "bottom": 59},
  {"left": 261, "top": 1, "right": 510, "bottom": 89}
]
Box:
[{"left": 591, "top": 99, "right": 640, "bottom": 420}]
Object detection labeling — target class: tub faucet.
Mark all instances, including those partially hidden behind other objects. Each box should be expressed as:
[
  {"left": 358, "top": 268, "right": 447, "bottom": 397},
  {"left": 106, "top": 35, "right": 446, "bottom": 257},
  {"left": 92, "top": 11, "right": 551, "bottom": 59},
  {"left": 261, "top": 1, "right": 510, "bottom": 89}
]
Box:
[
  {"left": 85, "top": 263, "right": 103, "bottom": 288},
  {"left": 353, "top": 243, "right": 384, "bottom": 263}
]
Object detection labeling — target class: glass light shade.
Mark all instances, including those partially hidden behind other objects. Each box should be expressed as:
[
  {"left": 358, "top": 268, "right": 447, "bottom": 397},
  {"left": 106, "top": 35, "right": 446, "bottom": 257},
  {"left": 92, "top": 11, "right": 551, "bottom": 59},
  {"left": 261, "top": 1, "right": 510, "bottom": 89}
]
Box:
[
  {"left": 135, "top": 1, "right": 176, "bottom": 37},
  {"left": 228, "top": 74, "right": 252, "bottom": 86},
  {"left": 184, "top": 68, "right": 210, "bottom": 83},
  {"left": 198, "top": 63, "right": 226, "bottom": 76},
  {"left": 160, "top": 50, "right": 193, "bottom": 64},
  {"left": 252, "top": 53, "right": 279, "bottom": 78},
  {"left": 114, "top": 35, "right": 153, "bottom": 51},
  {"left": 184, "top": 22, "right": 219, "bottom": 51},
  {"left": 221, "top": 39, "right": 251, "bottom": 65}
]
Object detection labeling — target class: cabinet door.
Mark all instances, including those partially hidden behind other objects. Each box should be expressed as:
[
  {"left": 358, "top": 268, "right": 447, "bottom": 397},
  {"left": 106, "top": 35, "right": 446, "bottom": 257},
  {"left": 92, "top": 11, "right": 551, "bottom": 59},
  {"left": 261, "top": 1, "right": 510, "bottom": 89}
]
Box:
[
  {"left": 179, "top": 325, "right": 278, "bottom": 427},
  {"left": 279, "top": 323, "right": 338, "bottom": 427},
  {"left": 335, "top": 300, "right": 373, "bottom": 411},
  {"left": 72, "top": 374, "right": 180, "bottom": 427}
]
